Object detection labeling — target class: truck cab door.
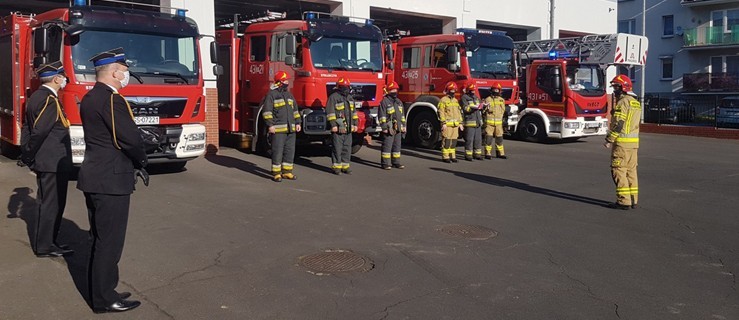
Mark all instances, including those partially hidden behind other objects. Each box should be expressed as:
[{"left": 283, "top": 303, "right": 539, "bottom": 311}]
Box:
[
  {"left": 397, "top": 46, "right": 421, "bottom": 100},
  {"left": 428, "top": 44, "right": 457, "bottom": 96},
  {"left": 243, "top": 34, "right": 270, "bottom": 133},
  {"left": 215, "top": 29, "right": 240, "bottom": 132}
]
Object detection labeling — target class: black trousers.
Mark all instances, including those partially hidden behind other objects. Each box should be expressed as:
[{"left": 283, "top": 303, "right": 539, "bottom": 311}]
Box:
[
  {"left": 270, "top": 132, "right": 296, "bottom": 174},
  {"left": 331, "top": 133, "right": 352, "bottom": 170},
  {"left": 381, "top": 133, "right": 402, "bottom": 167},
  {"left": 34, "top": 171, "right": 69, "bottom": 253},
  {"left": 85, "top": 192, "right": 130, "bottom": 308}
]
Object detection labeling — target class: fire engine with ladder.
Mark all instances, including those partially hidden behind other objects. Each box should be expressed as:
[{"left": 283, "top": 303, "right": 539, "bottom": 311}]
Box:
[
  {"left": 213, "top": 11, "right": 389, "bottom": 154},
  {"left": 0, "top": 0, "right": 207, "bottom": 170},
  {"left": 513, "top": 33, "right": 648, "bottom": 142}
]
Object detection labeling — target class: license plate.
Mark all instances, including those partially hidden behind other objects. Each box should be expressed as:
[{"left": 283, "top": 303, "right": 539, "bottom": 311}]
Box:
[
  {"left": 585, "top": 123, "right": 601, "bottom": 129},
  {"left": 134, "top": 116, "right": 159, "bottom": 125}
]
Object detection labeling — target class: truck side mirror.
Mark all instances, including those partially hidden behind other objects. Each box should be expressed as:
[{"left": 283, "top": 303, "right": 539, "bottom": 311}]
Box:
[
  {"left": 212, "top": 65, "right": 223, "bottom": 76},
  {"left": 285, "top": 34, "right": 297, "bottom": 55},
  {"left": 64, "top": 24, "right": 84, "bottom": 36},
  {"left": 210, "top": 41, "right": 218, "bottom": 64},
  {"left": 285, "top": 56, "right": 297, "bottom": 66},
  {"left": 34, "top": 28, "right": 49, "bottom": 55},
  {"left": 551, "top": 67, "right": 562, "bottom": 92},
  {"left": 385, "top": 43, "right": 394, "bottom": 60},
  {"left": 447, "top": 45, "right": 458, "bottom": 64},
  {"left": 388, "top": 61, "right": 394, "bottom": 70}
]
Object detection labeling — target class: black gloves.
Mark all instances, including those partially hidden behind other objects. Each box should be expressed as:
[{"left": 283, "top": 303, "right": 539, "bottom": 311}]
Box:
[{"left": 134, "top": 168, "right": 150, "bottom": 187}]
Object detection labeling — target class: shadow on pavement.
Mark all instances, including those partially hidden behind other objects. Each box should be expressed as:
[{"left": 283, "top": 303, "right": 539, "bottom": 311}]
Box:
[
  {"left": 430, "top": 167, "right": 610, "bottom": 207},
  {"left": 6, "top": 188, "right": 93, "bottom": 307},
  {"left": 204, "top": 154, "right": 273, "bottom": 180}
]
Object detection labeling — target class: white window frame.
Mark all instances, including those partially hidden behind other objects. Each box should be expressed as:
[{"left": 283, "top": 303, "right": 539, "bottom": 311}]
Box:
[{"left": 711, "top": 8, "right": 739, "bottom": 33}]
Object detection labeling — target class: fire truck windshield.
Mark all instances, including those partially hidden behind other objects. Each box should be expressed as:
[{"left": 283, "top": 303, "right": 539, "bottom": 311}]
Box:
[
  {"left": 467, "top": 47, "right": 514, "bottom": 79},
  {"left": 565, "top": 64, "right": 605, "bottom": 96},
  {"left": 71, "top": 30, "right": 199, "bottom": 84},
  {"left": 309, "top": 36, "right": 382, "bottom": 72}
]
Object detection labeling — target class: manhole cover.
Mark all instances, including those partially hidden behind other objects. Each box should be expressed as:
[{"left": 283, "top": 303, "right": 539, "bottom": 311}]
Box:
[
  {"left": 298, "top": 249, "right": 374, "bottom": 275},
  {"left": 436, "top": 224, "right": 498, "bottom": 240}
]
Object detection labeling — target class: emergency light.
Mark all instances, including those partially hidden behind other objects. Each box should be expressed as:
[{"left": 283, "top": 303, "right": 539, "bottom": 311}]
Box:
[
  {"left": 74, "top": 0, "right": 87, "bottom": 6},
  {"left": 549, "top": 51, "right": 558, "bottom": 59},
  {"left": 306, "top": 12, "right": 317, "bottom": 20},
  {"left": 176, "top": 9, "right": 186, "bottom": 17}
]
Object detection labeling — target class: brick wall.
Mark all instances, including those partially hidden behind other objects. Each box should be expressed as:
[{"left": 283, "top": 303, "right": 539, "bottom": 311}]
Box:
[
  {"left": 641, "top": 124, "right": 739, "bottom": 140},
  {"left": 205, "top": 88, "right": 219, "bottom": 154}
]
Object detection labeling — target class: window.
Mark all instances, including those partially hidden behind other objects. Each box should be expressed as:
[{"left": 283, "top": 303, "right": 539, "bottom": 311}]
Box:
[
  {"left": 423, "top": 46, "right": 432, "bottom": 67},
  {"left": 711, "top": 56, "right": 723, "bottom": 74},
  {"left": 661, "top": 57, "right": 673, "bottom": 79},
  {"left": 711, "top": 9, "right": 739, "bottom": 33},
  {"left": 402, "top": 47, "right": 420, "bottom": 69},
  {"left": 662, "top": 15, "right": 674, "bottom": 37},
  {"left": 618, "top": 65, "right": 636, "bottom": 80},
  {"left": 250, "top": 36, "right": 266, "bottom": 62},
  {"left": 618, "top": 19, "right": 636, "bottom": 34},
  {"left": 270, "top": 34, "right": 303, "bottom": 67},
  {"left": 709, "top": 56, "right": 739, "bottom": 75}
]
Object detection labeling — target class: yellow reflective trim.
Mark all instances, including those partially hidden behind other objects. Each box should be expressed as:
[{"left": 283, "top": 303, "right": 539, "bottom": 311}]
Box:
[{"left": 616, "top": 137, "right": 639, "bottom": 143}]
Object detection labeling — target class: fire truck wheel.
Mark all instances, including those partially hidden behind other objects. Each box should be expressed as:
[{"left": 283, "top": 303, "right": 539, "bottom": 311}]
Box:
[
  {"left": 256, "top": 121, "right": 273, "bottom": 157},
  {"left": 411, "top": 110, "right": 440, "bottom": 149},
  {"left": 519, "top": 116, "right": 546, "bottom": 143}
]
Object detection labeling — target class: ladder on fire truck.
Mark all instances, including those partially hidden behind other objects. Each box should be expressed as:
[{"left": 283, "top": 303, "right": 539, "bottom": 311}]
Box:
[
  {"left": 515, "top": 33, "right": 648, "bottom": 66},
  {"left": 215, "top": 11, "right": 286, "bottom": 34}
]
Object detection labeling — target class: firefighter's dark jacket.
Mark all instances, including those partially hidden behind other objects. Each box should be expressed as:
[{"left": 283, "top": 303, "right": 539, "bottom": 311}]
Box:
[
  {"left": 461, "top": 93, "right": 483, "bottom": 127},
  {"left": 378, "top": 95, "right": 406, "bottom": 135},
  {"left": 326, "top": 91, "right": 358, "bottom": 131},
  {"left": 21, "top": 86, "right": 72, "bottom": 172},
  {"left": 77, "top": 82, "right": 147, "bottom": 195},
  {"left": 262, "top": 86, "right": 301, "bottom": 133}
]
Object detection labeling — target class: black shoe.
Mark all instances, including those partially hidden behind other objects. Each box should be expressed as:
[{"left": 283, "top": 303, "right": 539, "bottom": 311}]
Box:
[
  {"left": 474, "top": 156, "right": 483, "bottom": 160},
  {"left": 485, "top": 155, "right": 493, "bottom": 160},
  {"left": 606, "top": 202, "right": 630, "bottom": 210},
  {"left": 54, "top": 243, "right": 70, "bottom": 250},
  {"left": 35, "top": 246, "right": 74, "bottom": 258},
  {"left": 118, "top": 292, "right": 132, "bottom": 300},
  {"left": 333, "top": 169, "right": 342, "bottom": 175},
  {"left": 92, "top": 300, "right": 141, "bottom": 313},
  {"left": 342, "top": 169, "right": 352, "bottom": 175},
  {"left": 450, "top": 158, "right": 458, "bottom": 163},
  {"left": 631, "top": 204, "right": 638, "bottom": 209},
  {"left": 465, "top": 157, "right": 473, "bottom": 161},
  {"left": 393, "top": 164, "right": 405, "bottom": 169},
  {"left": 497, "top": 155, "right": 508, "bottom": 159},
  {"left": 443, "top": 159, "right": 451, "bottom": 163},
  {"left": 382, "top": 165, "right": 391, "bottom": 170}
]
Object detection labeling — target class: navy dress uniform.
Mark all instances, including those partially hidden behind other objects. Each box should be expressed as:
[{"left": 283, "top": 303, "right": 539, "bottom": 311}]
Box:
[
  {"left": 20, "top": 61, "right": 74, "bottom": 257},
  {"left": 326, "top": 77, "right": 358, "bottom": 174},
  {"left": 77, "top": 48, "right": 147, "bottom": 312},
  {"left": 262, "top": 71, "right": 301, "bottom": 182},
  {"left": 378, "top": 81, "right": 406, "bottom": 169}
]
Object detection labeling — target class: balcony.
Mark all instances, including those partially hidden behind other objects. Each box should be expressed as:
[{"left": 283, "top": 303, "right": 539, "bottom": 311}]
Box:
[
  {"left": 681, "top": 0, "right": 739, "bottom": 7},
  {"left": 684, "top": 26, "right": 739, "bottom": 49},
  {"left": 683, "top": 73, "right": 739, "bottom": 93}
]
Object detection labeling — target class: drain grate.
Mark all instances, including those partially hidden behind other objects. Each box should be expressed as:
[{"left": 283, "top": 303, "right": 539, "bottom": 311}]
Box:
[
  {"left": 436, "top": 224, "right": 498, "bottom": 240},
  {"left": 298, "top": 249, "right": 374, "bottom": 275}
]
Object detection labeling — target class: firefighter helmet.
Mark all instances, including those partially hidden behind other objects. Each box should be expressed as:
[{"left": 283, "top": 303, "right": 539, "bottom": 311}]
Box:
[
  {"left": 465, "top": 82, "right": 476, "bottom": 92},
  {"left": 385, "top": 81, "right": 399, "bottom": 93},
  {"left": 610, "top": 74, "right": 633, "bottom": 92},
  {"left": 491, "top": 82, "right": 502, "bottom": 95},
  {"left": 444, "top": 81, "right": 458, "bottom": 92},
  {"left": 337, "top": 77, "right": 351, "bottom": 87},
  {"left": 274, "top": 71, "right": 289, "bottom": 83}
]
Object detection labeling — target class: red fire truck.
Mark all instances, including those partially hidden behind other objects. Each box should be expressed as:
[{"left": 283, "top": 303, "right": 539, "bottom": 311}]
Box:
[
  {"left": 513, "top": 33, "right": 648, "bottom": 142},
  {"left": 0, "top": 1, "right": 206, "bottom": 170},
  {"left": 214, "top": 11, "right": 388, "bottom": 154},
  {"left": 390, "top": 28, "right": 519, "bottom": 148}
]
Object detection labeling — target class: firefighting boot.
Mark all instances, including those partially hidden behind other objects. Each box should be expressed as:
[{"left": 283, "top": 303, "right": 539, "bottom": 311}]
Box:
[
  {"left": 485, "top": 154, "right": 493, "bottom": 160},
  {"left": 272, "top": 174, "right": 282, "bottom": 182},
  {"left": 382, "top": 165, "right": 392, "bottom": 170},
  {"left": 282, "top": 172, "right": 297, "bottom": 180},
  {"left": 342, "top": 168, "right": 352, "bottom": 175},
  {"left": 393, "top": 164, "right": 405, "bottom": 169},
  {"left": 451, "top": 158, "right": 458, "bottom": 163},
  {"left": 497, "top": 155, "right": 508, "bottom": 159},
  {"left": 606, "top": 202, "right": 630, "bottom": 210},
  {"left": 333, "top": 169, "right": 342, "bottom": 175}
]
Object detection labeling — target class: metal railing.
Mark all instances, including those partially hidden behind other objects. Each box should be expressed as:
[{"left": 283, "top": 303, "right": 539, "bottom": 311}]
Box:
[
  {"left": 683, "top": 72, "right": 739, "bottom": 92},
  {"left": 684, "top": 25, "right": 739, "bottom": 47},
  {"left": 643, "top": 93, "right": 739, "bottom": 129}
]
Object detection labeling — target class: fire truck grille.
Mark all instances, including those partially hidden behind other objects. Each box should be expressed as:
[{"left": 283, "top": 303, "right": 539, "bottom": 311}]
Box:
[
  {"left": 478, "top": 87, "right": 513, "bottom": 101},
  {"left": 325, "top": 84, "right": 377, "bottom": 103},
  {"left": 126, "top": 97, "right": 188, "bottom": 119}
]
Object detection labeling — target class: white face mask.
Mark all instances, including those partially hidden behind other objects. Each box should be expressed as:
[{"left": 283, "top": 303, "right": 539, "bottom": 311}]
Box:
[
  {"left": 117, "top": 70, "right": 130, "bottom": 88},
  {"left": 59, "top": 77, "right": 67, "bottom": 90}
]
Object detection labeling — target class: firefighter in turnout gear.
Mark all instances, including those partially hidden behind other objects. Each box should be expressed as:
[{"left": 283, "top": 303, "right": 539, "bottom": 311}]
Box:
[
  {"left": 438, "top": 81, "right": 463, "bottom": 163},
  {"left": 326, "top": 77, "right": 358, "bottom": 174},
  {"left": 604, "top": 75, "right": 640, "bottom": 210},
  {"left": 379, "top": 81, "right": 406, "bottom": 170},
  {"left": 263, "top": 71, "right": 301, "bottom": 182},
  {"left": 483, "top": 83, "right": 508, "bottom": 159},
  {"left": 461, "top": 82, "right": 483, "bottom": 161}
]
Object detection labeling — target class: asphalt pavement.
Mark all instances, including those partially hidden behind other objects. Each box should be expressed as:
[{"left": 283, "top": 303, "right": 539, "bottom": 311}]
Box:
[{"left": 1, "top": 133, "right": 738, "bottom": 319}]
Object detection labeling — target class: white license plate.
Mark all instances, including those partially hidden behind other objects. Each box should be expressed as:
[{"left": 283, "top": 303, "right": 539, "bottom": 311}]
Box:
[
  {"left": 134, "top": 116, "right": 160, "bottom": 125},
  {"left": 585, "top": 123, "right": 601, "bottom": 129}
]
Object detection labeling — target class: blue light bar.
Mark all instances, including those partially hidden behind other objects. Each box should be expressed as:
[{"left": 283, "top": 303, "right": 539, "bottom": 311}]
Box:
[
  {"left": 549, "top": 51, "right": 557, "bottom": 59},
  {"left": 176, "top": 9, "right": 186, "bottom": 17},
  {"left": 306, "top": 12, "right": 317, "bottom": 20},
  {"left": 74, "top": 0, "right": 87, "bottom": 6}
]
